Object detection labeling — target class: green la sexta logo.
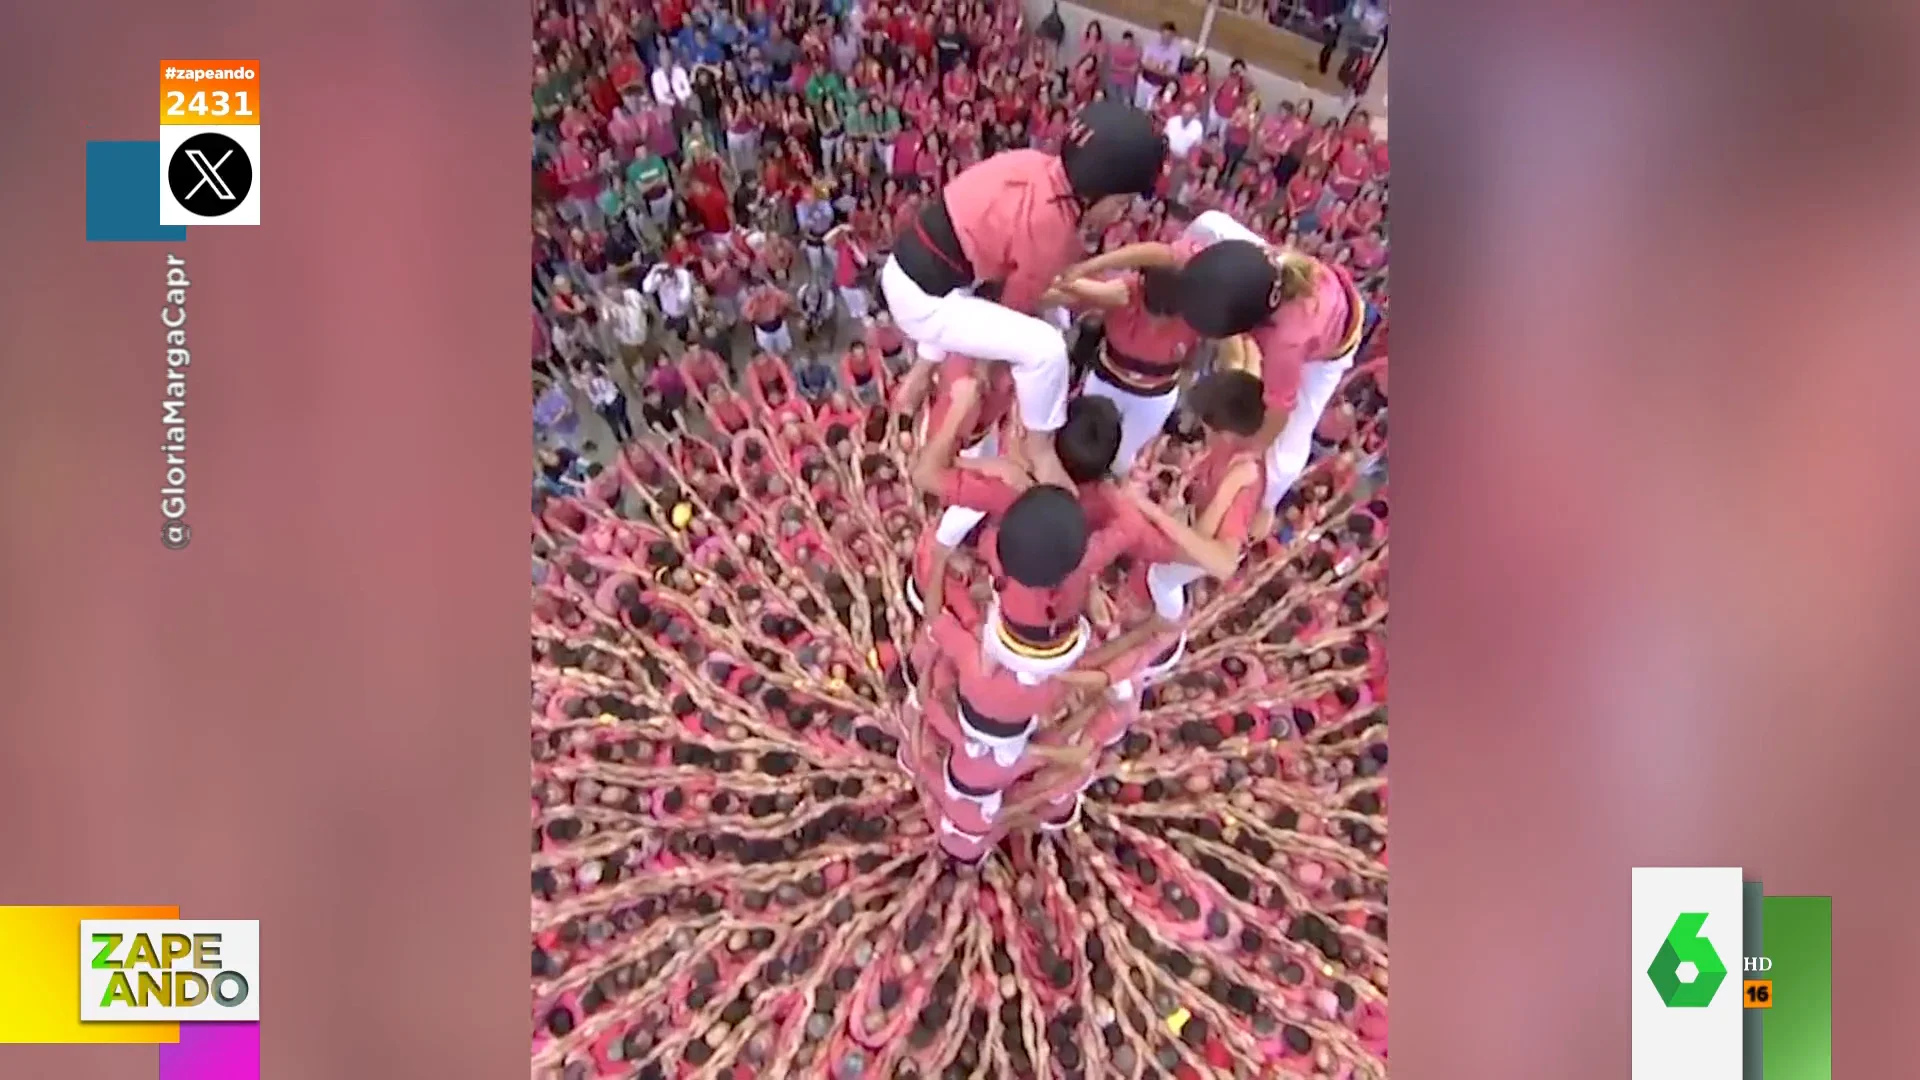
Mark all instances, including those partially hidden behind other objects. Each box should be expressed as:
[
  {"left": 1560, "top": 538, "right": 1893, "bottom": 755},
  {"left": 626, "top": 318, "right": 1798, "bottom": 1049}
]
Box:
[{"left": 1647, "top": 912, "right": 1728, "bottom": 1007}]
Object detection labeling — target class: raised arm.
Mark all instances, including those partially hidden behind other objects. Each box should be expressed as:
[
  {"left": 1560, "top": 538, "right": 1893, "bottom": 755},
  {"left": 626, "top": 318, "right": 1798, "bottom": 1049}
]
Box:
[
  {"left": 1054, "top": 241, "right": 1180, "bottom": 284},
  {"left": 907, "top": 376, "right": 981, "bottom": 495}
]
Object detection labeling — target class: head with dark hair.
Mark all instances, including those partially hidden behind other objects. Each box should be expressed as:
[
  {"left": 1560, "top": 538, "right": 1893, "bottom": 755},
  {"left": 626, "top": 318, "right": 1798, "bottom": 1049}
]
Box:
[
  {"left": 994, "top": 485, "right": 1088, "bottom": 588},
  {"left": 1176, "top": 240, "right": 1292, "bottom": 338},
  {"left": 1139, "top": 265, "right": 1183, "bottom": 316},
  {"left": 1058, "top": 100, "right": 1165, "bottom": 227},
  {"left": 1186, "top": 370, "right": 1267, "bottom": 437},
  {"left": 1056, "top": 395, "right": 1122, "bottom": 484}
]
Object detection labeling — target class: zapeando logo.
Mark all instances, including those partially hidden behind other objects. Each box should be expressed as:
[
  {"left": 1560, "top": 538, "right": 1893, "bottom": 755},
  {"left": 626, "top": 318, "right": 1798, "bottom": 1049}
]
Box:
[{"left": 1647, "top": 912, "right": 1728, "bottom": 1007}]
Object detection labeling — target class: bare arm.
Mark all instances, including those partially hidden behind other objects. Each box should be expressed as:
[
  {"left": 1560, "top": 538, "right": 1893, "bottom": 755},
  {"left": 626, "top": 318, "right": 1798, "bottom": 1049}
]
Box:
[
  {"left": 1055, "top": 242, "right": 1180, "bottom": 284},
  {"left": 922, "top": 542, "right": 952, "bottom": 622},
  {"left": 1050, "top": 276, "right": 1132, "bottom": 310},
  {"left": 908, "top": 377, "right": 980, "bottom": 495},
  {"left": 1078, "top": 615, "right": 1166, "bottom": 671},
  {"left": 1126, "top": 486, "right": 1241, "bottom": 579},
  {"left": 890, "top": 359, "right": 936, "bottom": 416}
]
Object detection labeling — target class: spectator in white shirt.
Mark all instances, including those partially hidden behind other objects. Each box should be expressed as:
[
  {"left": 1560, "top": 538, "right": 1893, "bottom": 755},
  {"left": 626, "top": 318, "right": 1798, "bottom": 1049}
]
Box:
[
  {"left": 583, "top": 366, "right": 633, "bottom": 442},
  {"left": 1354, "top": 0, "right": 1388, "bottom": 37},
  {"left": 651, "top": 60, "right": 693, "bottom": 111},
  {"left": 642, "top": 262, "right": 695, "bottom": 339},
  {"left": 597, "top": 284, "right": 650, "bottom": 374},
  {"left": 1165, "top": 101, "right": 1205, "bottom": 158},
  {"left": 1137, "top": 22, "right": 1184, "bottom": 109}
]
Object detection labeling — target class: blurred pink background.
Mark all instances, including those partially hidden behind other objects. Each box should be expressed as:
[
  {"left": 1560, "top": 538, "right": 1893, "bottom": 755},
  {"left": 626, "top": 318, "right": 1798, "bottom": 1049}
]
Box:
[{"left": 1392, "top": 0, "right": 1920, "bottom": 1074}]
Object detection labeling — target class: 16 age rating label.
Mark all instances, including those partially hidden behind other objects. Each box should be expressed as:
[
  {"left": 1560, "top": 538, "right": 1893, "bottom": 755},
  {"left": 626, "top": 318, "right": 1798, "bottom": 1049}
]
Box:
[{"left": 159, "top": 59, "right": 261, "bottom": 226}]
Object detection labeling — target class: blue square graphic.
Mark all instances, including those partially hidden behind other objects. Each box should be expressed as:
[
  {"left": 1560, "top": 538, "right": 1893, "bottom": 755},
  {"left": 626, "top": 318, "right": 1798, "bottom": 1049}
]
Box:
[{"left": 86, "top": 141, "right": 187, "bottom": 243}]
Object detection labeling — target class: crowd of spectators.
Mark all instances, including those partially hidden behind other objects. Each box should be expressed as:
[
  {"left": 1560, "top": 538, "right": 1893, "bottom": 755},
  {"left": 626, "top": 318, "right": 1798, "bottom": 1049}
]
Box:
[{"left": 531, "top": 0, "right": 1390, "bottom": 1076}]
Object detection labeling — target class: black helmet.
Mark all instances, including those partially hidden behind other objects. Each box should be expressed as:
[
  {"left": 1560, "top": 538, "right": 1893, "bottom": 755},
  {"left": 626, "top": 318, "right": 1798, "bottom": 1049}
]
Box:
[
  {"left": 1060, "top": 100, "right": 1166, "bottom": 201},
  {"left": 1176, "top": 239, "right": 1279, "bottom": 338},
  {"left": 994, "top": 486, "right": 1088, "bottom": 588}
]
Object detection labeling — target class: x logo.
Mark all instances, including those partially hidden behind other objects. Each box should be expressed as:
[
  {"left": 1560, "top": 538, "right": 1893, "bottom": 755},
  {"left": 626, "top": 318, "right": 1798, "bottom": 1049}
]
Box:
[
  {"left": 166, "top": 132, "right": 253, "bottom": 218},
  {"left": 182, "top": 149, "right": 238, "bottom": 201}
]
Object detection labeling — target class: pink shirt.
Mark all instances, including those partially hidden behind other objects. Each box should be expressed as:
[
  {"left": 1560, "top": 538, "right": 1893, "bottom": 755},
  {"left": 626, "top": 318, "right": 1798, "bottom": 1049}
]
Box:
[
  {"left": 1135, "top": 443, "right": 1264, "bottom": 563},
  {"left": 944, "top": 150, "right": 1082, "bottom": 314},
  {"left": 1211, "top": 75, "right": 1247, "bottom": 120},
  {"left": 1251, "top": 260, "right": 1360, "bottom": 414},
  {"left": 1330, "top": 140, "right": 1372, "bottom": 197},
  {"left": 555, "top": 140, "right": 590, "bottom": 187},
  {"left": 608, "top": 109, "right": 641, "bottom": 151},
  {"left": 1108, "top": 41, "right": 1141, "bottom": 82},
  {"left": 1259, "top": 114, "right": 1306, "bottom": 158},
  {"left": 1101, "top": 271, "right": 1199, "bottom": 374},
  {"left": 925, "top": 609, "right": 1069, "bottom": 729},
  {"left": 1348, "top": 232, "right": 1387, "bottom": 272}
]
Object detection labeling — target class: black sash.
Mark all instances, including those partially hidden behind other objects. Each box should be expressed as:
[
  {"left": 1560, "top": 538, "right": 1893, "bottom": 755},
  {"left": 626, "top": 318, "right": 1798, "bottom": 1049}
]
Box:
[
  {"left": 957, "top": 693, "right": 1031, "bottom": 739},
  {"left": 892, "top": 196, "right": 976, "bottom": 297}
]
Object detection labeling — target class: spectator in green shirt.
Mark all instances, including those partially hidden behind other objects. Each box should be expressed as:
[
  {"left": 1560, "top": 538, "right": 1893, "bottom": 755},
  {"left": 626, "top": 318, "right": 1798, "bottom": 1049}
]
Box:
[
  {"left": 532, "top": 62, "right": 575, "bottom": 123},
  {"left": 626, "top": 152, "right": 673, "bottom": 225},
  {"left": 804, "top": 67, "right": 853, "bottom": 112},
  {"left": 817, "top": 95, "right": 846, "bottom": 172},
  {"left": 867, "top": 100, "right": 902, "bottom": 175},
  {"left": 843, "top": 95, "right": 876, "bottom": 171}
]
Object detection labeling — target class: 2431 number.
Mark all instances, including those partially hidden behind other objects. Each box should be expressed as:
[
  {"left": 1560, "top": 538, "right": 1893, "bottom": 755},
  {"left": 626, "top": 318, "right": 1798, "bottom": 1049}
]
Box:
[{"left": 165, "top": 90, "right": 253, "bottom": 118}]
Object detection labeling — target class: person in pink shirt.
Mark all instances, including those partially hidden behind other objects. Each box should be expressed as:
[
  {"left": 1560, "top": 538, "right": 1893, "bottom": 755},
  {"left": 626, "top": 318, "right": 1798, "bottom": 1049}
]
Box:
[
  {"left": 1050, "top": 265, "right": 1201, "bottom": 473},
  {"left": 881, "top": 101, "right": 1164, "bottom": 486},
  {"left": 1176, "top": 56, "right": 1211, "bottom": 107},
  {"left": 866, "top": 310, "right": 908, "bottom": 378},
  {"left": 837, "top": 340, "right": 885, "bottom": 406},
  {"left": 1209, "top": 58, "right": 1251, "bottom": 133},
  {"left": 1286, "top": 160, "right": 1329, "bottom": 232},
  {"left": 1328, "top": 134, "right": 1374, "bottom": 201},
  {"left": 1062, "top": 210, "right": 1369, "bottom": 519},
  {"left": 675, "top": 345, "right": 725, "bottom": 398},
  {"left": 606, "top": 104, "right": 641, "bottom": 155},
  {"left": 551, "top": 138, "right": 598, "bottom": 227},
  {"left": 1078, "top": 19, "right": 1110, "bottom": 75},
  {"left": 1338, "top": 190, "right": 1385, "bottom": 238},
  {"left": 702, "top": 381, "right": 751, "bottom": 435},
  {"left": 941, "top": 56, "right": 977, "bottom": 104}
]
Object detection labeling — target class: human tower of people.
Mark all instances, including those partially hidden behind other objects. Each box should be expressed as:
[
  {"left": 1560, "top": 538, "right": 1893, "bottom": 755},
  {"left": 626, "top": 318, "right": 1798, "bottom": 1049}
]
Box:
[{"left": 533, "top": 29, "right": 1388, "bottom": 1080}]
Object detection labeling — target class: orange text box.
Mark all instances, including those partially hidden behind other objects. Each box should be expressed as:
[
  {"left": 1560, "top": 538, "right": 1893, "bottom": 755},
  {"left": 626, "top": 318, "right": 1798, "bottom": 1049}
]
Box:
[
  {"left": 159, "top": 59, "right": 260, "bottom": 126},
  {"left": 1742, "top": 979, "right": 1774, "bottom": 1009}
]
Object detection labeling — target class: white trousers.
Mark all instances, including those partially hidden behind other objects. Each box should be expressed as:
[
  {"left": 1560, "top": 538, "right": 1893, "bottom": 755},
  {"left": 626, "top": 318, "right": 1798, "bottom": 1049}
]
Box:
[
  {"left": 1146, "top": 560, "right": 1210, "bottom": 621},
  {"left": 1180, "top": 211, "right": 1362, "bottom": 511},
  {"left": 1078, "top": 368, "right": 1181, "bottom": 476},
  {"left": 752, "top": 322, "right": 793, "bottom": 356},
  {"left": 839, "top": 285, "right": 871, "bottom": 321},
  {"left": 930, "top": 430, "right": 1000, "bottom": 548},
  {"left": 880, "top": 255, "right": 1070, "bottom": 433},
  {"left": 1137, "top": 628, "right": 1188, "bottom": 686},
  {"left": 980, "top": 597, "right": 1089, "bottom": 685},
  {"left": 1262, "top": 346, "right": 1357, "bottom": 510}
]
